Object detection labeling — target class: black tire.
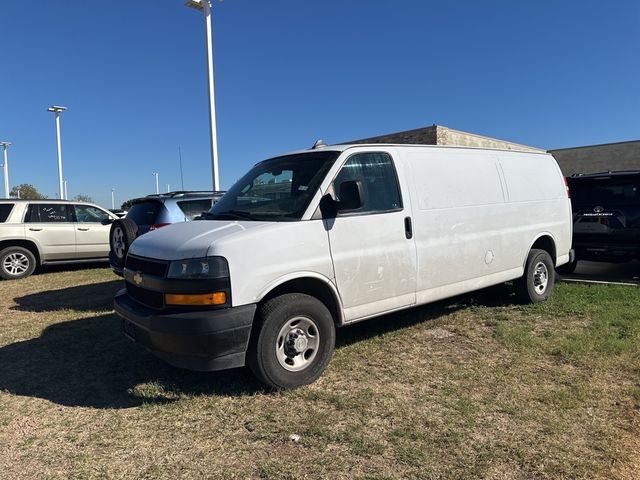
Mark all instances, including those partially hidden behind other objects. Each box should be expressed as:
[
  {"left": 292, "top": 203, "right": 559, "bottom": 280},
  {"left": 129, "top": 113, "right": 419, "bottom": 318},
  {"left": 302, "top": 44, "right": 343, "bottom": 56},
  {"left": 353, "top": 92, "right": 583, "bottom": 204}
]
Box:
[
  {"left": 109, "top": 218, "right": 138, "bottom": 268},
  {"left": 556, "top": 256, "right": 578, "bottom": 275},
  {"left": 514, "top": 249, "right": 555, "bottom": 304},
  {"left": 0, "top": 246, "right": 37, "bottom": 280},
  {"left": 247, "top": 293, "right": 336, "bottom": 390}
]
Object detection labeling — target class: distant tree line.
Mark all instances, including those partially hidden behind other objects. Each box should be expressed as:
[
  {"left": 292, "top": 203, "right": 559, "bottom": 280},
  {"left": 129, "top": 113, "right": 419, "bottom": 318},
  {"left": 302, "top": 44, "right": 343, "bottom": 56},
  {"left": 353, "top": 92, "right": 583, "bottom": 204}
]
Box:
[{"left": 9, "top": 184, "right": 92, "bottom": 203}]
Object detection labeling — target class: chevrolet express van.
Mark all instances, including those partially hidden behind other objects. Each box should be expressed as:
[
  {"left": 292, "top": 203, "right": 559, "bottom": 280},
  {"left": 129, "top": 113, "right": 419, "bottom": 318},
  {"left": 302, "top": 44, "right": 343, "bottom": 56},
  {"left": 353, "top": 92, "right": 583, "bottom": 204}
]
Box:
[{"left": 114, "top": 144, "right": 573, "bottom": 389}]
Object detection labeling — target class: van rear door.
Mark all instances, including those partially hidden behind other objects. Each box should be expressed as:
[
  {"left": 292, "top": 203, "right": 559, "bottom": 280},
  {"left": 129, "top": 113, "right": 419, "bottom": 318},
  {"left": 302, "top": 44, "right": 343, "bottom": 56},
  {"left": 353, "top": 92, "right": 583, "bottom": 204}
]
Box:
[{"left": 326, "top": 151, "right": 417, "bottom": 322}]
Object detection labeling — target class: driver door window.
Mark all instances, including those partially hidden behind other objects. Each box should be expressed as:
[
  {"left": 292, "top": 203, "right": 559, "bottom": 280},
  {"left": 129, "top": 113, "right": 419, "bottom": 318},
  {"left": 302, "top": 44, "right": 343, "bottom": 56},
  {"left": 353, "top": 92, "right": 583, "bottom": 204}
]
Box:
[{"left": 333, "top": 152, "right": 403, "bottom": 215}]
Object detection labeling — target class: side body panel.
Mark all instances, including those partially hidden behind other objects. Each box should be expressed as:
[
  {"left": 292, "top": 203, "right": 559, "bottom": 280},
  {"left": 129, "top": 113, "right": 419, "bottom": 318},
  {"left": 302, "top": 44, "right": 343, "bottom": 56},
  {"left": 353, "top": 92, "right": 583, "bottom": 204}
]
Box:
[
  {"left": 403, "top": 147, "right": 570, "bottom": 305},
  {"left": 498, "top": 151, "right": 572, "bottom": 267}
]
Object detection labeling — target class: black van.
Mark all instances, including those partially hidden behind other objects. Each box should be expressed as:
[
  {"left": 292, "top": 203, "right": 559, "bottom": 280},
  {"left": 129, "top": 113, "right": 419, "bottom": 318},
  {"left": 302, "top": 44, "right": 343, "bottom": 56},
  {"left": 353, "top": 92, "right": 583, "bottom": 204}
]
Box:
[{"left": 561, "top": 170, "right": 640, "bottom": 273}]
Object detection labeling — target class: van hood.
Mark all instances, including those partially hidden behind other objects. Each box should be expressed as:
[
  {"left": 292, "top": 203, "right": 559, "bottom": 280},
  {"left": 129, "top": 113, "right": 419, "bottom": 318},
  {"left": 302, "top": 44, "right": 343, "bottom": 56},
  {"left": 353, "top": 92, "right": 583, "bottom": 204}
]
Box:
[{"left": 128, "top": 220, "right": 270, "bottom": 261}]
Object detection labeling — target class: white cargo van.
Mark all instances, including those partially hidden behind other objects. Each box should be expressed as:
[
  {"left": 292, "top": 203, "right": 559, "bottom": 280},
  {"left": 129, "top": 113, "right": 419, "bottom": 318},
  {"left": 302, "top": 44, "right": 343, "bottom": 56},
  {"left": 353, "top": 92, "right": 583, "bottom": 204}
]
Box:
[{"left": 114, "top": 144, "right": 572, "bottom": 389}]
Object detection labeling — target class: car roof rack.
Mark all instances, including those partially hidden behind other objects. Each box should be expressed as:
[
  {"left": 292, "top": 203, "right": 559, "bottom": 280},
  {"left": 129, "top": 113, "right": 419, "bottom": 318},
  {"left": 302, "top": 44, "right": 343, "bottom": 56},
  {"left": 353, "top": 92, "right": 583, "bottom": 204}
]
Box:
[
  {"left": 145, "top": 190, "right": 225, "bottom": 198},
  {"left": 570, "top": 169, "right": 640, "bottom": 178}
]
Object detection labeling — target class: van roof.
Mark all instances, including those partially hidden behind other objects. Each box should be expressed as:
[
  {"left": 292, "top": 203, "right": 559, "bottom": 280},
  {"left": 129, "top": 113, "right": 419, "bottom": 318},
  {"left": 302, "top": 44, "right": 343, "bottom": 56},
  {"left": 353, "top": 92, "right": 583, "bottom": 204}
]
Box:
[{"left": 283, "top": 143, "right": 551, "bottom": 156}]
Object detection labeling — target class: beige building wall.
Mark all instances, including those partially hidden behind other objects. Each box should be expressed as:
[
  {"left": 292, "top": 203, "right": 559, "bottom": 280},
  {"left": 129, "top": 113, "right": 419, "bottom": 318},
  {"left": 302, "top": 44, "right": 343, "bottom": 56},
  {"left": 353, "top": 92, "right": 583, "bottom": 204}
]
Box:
[{"left": 346, "top": 125, "right": 544, "bottom": 153}]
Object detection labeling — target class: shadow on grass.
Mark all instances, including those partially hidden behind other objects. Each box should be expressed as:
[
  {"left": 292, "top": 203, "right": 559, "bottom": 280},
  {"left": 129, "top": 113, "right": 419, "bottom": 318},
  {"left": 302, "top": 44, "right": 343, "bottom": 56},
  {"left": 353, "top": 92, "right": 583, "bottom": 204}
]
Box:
[
  {"left": 336, "top": 283, "right": 516, "bottom": 348},
  {"left": 0, "top": 283, "right": 516, "bottom": 408},
  {"left": 12, "top": 280, "right": 124, "bottom": 313},
  {"left": 36, "top": 261, "right": 110, "bottom": 275},
  {"left": 0, "top": 313, "right": 264, "bottom": 409}
]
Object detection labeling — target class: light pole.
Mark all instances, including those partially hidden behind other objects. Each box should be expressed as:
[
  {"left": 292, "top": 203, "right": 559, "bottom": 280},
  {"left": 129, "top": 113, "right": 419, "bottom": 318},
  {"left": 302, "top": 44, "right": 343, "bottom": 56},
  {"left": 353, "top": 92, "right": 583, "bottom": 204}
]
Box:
[
  {"left": 47, "top": 105, "right": 67, "bottom": 199},
  {"left": 0, "top": 141, "right": 10, "bottom": 198},
  {"left": 152, "top": 172, "right": 159, "bottom": 194},
  {"left": 111, "top": 188, "right": 115, "bottom": 209},
  {"left": 166, "top": 184, "right": 170, "bottom": 193},
  {"left": 185, "top": 0, "right": 221, "bottom": 192},
  {"left": 64, "top": 180, "right": 68, "bottom": 200}
]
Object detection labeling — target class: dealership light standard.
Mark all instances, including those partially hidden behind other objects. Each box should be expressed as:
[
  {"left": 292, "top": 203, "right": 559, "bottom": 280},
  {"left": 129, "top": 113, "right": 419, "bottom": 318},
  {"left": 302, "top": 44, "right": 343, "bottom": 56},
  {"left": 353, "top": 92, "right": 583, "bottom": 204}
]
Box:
[
  {"left": 47, "top": 105, "right": 67, "bottom": 199},
  {"left": 64, "top": 180, "right": 68, "bottom": 200},
  {"left": 185, "top": 0, "right": 221, "bottom": 192},
  {"left": 0, "top": 141, "right": 10, "bottom": 198},
  {"left": 111, "top": 188, "right": 115, "bottom": 209},
  {"left": 152, "top": 172, "right": 159, "bottom": 194}
]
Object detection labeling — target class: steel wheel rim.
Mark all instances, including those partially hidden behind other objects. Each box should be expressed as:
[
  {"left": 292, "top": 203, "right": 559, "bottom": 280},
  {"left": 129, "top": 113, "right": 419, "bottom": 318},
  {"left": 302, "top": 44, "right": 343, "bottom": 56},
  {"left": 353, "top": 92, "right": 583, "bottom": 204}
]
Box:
[
  {"left": 3, "top": 252, "right": 29, "bottom": 276},
  {"left": 533, "top": 261, "right": 549, "bottom": 294},
  {"left": 275, "top": 316, "right": 320, "bottom": 372},
  {"left": 113, "top": 227, "right": 125, "bottom": 258}
]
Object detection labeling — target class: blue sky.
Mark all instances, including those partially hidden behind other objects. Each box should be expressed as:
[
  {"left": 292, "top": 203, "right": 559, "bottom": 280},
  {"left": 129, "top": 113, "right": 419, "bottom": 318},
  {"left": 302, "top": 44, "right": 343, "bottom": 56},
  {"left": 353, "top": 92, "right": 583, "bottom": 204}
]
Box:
[{"left": 1, "top": 0, "right": 638, "bottom": 208}]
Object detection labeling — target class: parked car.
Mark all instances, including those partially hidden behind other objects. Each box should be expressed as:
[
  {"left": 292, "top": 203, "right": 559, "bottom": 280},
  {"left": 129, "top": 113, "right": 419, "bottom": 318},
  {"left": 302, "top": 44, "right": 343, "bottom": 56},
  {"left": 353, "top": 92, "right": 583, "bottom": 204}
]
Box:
[
  {"left": 114, "top": 144, "right": 572, "bottom": 389},
  {"left": 109, "top": 209, "right": 127, "bottom": 218},
  {"left": 0, "top": 199, "right": 119, "bottom": 280},
  {"left": 109, "top": 191, "right": 224, "bottom": 274},
  {"left": 558, "top": 170, "right": 640, "bottom": 273}
]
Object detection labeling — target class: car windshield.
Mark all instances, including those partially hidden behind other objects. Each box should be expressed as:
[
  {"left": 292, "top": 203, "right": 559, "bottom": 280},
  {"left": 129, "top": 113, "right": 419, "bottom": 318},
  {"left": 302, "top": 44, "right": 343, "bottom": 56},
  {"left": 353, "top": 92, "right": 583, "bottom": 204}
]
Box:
[{"left": 206, "top": 151, "right": 340, "bottom": 221}]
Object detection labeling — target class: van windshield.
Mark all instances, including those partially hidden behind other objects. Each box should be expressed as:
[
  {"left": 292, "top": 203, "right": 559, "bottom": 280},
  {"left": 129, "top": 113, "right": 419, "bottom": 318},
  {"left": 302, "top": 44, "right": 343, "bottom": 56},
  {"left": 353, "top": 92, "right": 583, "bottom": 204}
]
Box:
[{"left": 206, "top": 151, "right": 340, "bottom": 221}]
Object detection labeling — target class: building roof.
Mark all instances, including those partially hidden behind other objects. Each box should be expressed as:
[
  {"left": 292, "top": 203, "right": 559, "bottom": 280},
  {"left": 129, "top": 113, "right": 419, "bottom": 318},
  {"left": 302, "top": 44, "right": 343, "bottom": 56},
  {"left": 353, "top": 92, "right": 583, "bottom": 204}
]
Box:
[{"left": 343, "top": 124, "right": 545, "bottom": 153}]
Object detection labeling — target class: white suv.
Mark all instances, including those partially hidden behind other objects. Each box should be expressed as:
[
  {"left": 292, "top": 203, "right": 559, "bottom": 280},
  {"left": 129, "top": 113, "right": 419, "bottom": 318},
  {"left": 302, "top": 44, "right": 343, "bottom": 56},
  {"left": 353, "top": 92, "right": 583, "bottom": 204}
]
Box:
[{"left": 0, "top": 200, "right": 119, "bottom": 280}]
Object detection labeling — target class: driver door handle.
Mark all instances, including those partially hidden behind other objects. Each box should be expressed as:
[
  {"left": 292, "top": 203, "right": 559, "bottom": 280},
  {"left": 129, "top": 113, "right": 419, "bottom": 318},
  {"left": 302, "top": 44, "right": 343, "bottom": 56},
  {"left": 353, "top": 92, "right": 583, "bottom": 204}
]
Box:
[
  {"left": 28, "top": 228, "right": 43, "bottom": 231},
  {"left": 78, "top": 227, "right": 90, "bottom": 231},
  {"left": 404, "top": 217, "right": 413, "bottom": 239}
]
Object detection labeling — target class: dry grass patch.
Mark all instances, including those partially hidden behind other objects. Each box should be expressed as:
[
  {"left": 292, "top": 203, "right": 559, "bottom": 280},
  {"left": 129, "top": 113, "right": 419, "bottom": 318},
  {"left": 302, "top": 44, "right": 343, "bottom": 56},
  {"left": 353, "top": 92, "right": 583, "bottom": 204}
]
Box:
[{"left": 0, "top": 267, "right": 639, "bottom": 479}]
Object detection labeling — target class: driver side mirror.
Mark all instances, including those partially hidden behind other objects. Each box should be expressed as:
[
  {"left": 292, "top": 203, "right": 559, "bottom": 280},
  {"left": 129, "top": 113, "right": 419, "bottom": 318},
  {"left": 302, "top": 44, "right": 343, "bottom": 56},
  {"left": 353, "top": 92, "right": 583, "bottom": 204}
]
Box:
[
  {"left": 102, "top": 218, "right": 115, "bottom": 225},
  {"left": 337, "top": 180, "right": 363, "bottom": 211}
]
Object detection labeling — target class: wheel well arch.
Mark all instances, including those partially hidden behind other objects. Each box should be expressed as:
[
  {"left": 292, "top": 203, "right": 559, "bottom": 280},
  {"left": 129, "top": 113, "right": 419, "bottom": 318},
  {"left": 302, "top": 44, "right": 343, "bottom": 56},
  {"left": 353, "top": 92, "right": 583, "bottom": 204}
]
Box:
[
  {"left": 528, "top": 234, "right": 557, "bottom": 265},
  {"left": 258, "top": 276, "right": 344, "bottom": 326},
  {"left": 0, "top": 240, "right": 41, "bottom": 266}
]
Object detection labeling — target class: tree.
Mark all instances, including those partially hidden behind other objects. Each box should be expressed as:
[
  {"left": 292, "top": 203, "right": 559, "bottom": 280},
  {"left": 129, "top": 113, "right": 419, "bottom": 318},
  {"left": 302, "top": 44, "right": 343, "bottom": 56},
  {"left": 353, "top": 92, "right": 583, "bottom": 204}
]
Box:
[
  {"left": 120, "top": 199, "right": 135, "bottom": 211},
  {"left": 73, "top": 194, "right": 93, "bottom": 203},
  {"left": 10, "top": 184, "right": 47, "bottom": 199}
]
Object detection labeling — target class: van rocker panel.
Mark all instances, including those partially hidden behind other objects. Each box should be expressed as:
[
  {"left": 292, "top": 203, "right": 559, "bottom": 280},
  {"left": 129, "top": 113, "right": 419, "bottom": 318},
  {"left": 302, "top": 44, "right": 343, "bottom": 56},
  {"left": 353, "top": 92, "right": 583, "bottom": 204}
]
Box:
[{"left": 114, "top": 289, "right": 256, "bottom": 371}]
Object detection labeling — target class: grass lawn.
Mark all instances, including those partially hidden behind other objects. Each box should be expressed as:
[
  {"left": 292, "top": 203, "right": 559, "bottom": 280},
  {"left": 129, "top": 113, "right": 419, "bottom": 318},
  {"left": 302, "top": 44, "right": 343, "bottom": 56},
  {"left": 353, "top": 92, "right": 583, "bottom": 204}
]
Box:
[{"left": 0, "top": 266, "right": 639, "bottom": 479}]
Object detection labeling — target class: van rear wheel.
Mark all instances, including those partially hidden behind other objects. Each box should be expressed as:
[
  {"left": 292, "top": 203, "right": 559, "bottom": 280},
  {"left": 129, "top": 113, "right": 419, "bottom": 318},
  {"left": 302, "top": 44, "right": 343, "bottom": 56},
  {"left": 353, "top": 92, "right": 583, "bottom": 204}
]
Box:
[
  {"left": 248, "top": 293, "right": 335, "bottom": 390},
  {"left": 515, "top": 248, "right": 555, "bottom": 303}
]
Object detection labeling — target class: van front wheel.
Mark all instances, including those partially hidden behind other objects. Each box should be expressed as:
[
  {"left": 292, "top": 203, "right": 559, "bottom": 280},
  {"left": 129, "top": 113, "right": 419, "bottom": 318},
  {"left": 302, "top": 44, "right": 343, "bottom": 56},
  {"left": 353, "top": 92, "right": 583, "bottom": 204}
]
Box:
[
  {"left": 248, "top": 293, "right": 335, "bottom": 390},
  {"left": 515, "top": 249, "right": 555, "bottom": 303}
]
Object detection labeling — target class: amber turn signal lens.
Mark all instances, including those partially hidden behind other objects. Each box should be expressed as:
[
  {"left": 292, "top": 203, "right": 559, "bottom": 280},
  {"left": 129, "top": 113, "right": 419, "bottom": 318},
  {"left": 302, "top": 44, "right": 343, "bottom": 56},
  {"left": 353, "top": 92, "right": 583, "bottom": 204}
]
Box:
[{"left": 165, "top": 292, "right": 226, "bottom": 306}]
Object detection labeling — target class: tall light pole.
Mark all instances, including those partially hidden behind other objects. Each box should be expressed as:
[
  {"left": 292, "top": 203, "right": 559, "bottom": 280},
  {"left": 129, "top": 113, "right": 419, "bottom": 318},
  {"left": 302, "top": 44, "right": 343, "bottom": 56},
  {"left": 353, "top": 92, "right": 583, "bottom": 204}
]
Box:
[
  {"left": 64, "top": 180, "right": 68, "bottom": 200},
  {"left": 47, "top": 105, "right": 67, "bottom": 199},
  {"left": 166, "top": 184, "right": 170, "bottom": 193},
  {"left": 0, "top": 141, "right": 10, "bottom": 198},
  {"left": 185, "top": 0, "right": 221, "bottom": 192},
  {"left": 152, "top": 172, "right": 159, "bottom": 194},
  {"left": 111, "top": 188, "right": 115, "bottom": 209}
]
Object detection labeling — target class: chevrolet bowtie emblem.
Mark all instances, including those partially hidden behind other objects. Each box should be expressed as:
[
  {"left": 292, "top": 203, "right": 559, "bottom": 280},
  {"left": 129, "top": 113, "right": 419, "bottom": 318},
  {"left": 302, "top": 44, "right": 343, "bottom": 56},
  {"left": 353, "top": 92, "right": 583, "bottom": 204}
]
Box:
[{"left": 133, "top": 272, "right": 143, "bottom": 286}]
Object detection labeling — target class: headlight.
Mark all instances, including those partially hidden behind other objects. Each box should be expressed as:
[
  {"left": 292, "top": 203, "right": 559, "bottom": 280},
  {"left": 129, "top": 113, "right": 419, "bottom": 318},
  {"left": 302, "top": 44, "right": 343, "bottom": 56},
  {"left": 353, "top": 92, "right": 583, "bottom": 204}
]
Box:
[{"left": 167, "top": 257, "right": 229, "bottom": 279}]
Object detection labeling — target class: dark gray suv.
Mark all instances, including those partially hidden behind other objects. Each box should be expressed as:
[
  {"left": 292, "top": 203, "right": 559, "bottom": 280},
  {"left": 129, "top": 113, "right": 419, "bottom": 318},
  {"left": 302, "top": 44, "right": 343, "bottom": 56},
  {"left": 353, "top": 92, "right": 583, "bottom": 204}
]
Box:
[
  {"left": 109, "top": 191, "right": 224, "bottom": 274},
  {"left": 559, "top": 170, "right": 640, "bottom": 273}
]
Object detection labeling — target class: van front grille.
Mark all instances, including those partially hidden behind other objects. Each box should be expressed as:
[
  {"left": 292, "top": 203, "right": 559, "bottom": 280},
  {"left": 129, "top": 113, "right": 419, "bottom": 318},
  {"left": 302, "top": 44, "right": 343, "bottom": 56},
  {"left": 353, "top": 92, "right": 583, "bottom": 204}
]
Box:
[
  {"left": 126, "top": 283, "right": 164, "bottom": 309},
  {"left": 125, "top": 255, "right": 168, "bottom": 278}
]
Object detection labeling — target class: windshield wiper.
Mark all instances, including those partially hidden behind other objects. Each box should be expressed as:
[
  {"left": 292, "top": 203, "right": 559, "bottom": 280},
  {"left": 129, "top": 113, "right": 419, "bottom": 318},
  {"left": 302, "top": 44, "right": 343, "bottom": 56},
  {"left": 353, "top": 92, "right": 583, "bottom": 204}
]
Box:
[{"left": 206, "top": 210, "right": 261, "bottom": 221}]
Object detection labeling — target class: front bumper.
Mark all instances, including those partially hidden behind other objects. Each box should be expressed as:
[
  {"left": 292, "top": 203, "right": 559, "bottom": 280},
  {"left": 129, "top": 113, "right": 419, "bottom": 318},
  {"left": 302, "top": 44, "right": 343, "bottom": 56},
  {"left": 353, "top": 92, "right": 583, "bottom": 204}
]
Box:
[{"left": 114, "top": 289, "right": 256, "bottom": 371}]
